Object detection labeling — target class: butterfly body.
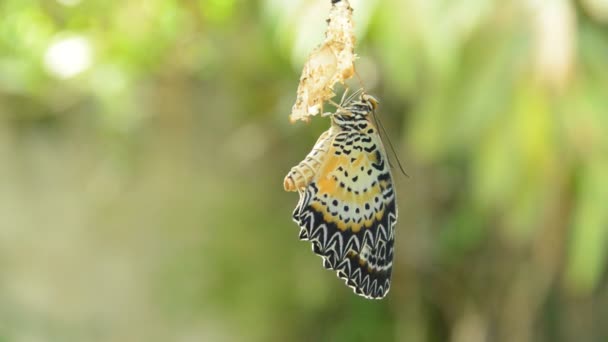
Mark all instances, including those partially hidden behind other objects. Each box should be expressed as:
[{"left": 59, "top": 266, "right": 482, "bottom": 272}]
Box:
[{"left": 284, "top": 94, "right": 397, "bottom": 299}]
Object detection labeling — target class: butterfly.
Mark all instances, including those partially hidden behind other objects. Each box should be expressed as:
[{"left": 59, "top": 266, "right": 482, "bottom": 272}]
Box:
[{"left": 284, "top": 90, "right": 397, "bottom": 299}]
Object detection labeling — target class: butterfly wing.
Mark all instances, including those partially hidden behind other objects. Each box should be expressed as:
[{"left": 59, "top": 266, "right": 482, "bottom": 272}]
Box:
[{"left": 292, "top": 129, "right": 397, "bottom": 299}]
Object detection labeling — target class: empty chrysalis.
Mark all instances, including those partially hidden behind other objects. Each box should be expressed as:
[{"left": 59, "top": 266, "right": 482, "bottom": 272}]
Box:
[{"left": 289, "top": 0, "right": 357, "bottom": 123}]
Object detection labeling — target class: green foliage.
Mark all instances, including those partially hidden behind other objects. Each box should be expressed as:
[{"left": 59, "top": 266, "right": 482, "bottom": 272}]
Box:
[{"left": 1, "top": 0, "right": 608, "bottom": 341}]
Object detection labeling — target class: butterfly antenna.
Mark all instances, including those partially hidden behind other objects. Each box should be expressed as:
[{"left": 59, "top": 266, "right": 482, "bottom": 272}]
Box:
[
  {"left": 372, "top": 109, "right": 409, "bottom": 177},
  {"left": 369, "top": 112, "right": 394, "bottom": 170}
]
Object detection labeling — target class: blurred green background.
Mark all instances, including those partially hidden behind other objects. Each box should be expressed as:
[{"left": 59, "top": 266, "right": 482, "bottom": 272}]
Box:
[{"left": 1, "top": 0, "right": 608, "bottom": 341}]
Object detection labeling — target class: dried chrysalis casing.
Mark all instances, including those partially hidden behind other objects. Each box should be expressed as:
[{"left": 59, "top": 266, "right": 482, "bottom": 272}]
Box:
[{"left": 289, "top": 0, "right": 356, "bottom": 123}]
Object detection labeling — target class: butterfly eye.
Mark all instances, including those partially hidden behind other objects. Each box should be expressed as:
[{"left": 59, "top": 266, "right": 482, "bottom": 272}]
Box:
[{"left": 362, "top": 94, "right": 379, "bottom": 111}]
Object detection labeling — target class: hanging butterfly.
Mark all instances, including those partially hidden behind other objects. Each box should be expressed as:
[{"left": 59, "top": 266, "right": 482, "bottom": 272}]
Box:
[{"left": 284, "top": 90, "right": 398, "bottom": 299}]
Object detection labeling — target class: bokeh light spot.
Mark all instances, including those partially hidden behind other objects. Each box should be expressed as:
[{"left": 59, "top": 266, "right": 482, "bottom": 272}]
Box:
[
  {"left": 43, "top": 35, "right": 92, "bottom": 79},
  {"left": 56, "top": 0, "right": 82, "bottom": 6}
]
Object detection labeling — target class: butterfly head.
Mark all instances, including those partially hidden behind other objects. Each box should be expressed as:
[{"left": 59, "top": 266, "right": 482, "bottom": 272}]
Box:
[{"left": 360, "top": 94, "right": 379, "bottom": 112}]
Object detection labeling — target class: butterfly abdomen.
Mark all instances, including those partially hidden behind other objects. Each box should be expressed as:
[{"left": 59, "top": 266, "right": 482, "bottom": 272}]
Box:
[{"left": 284, "top": 130, "right": 334, "bottom": 192}]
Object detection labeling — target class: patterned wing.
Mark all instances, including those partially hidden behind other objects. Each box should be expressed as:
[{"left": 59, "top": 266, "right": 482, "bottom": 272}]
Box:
[{"left": 291, "top": 129, "right": 397, "bottom": 299}]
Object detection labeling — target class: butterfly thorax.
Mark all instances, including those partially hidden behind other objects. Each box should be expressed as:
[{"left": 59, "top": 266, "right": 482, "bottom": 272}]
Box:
[{"left": 331, "top": 99, "right": 376, "bottom": 133}]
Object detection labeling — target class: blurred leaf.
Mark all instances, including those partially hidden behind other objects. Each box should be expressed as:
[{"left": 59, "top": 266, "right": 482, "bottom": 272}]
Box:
[{"left": 565, "top": 158, "right": 608, "bottom": 294}]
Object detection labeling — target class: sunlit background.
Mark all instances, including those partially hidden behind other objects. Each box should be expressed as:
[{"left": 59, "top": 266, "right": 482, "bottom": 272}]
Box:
[{"left": 1, "top": 0, "right": 608, "bottom": 341}]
